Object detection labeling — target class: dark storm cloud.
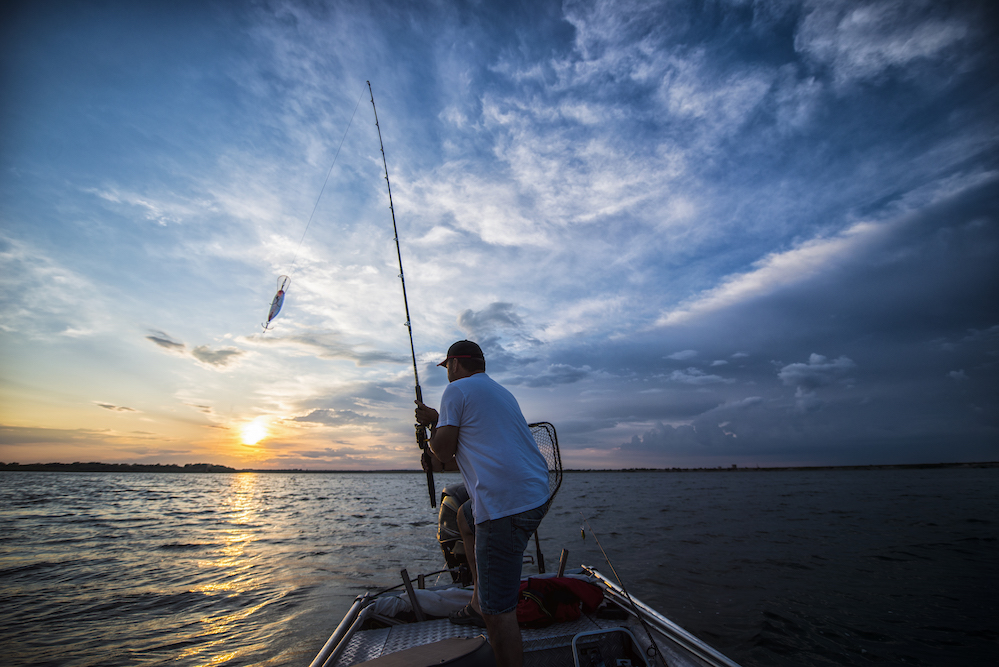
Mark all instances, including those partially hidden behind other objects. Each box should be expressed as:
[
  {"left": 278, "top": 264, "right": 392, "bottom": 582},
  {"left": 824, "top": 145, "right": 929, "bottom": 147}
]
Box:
[
  {"left": 506, "top": 364, "right": 591, "bottom": 388},
  {"left": 777, "top": 355, "right": 856, "bottom": 390},
  {"left": 457, "top": 302, "right": 524, "bottom": 334},
  {"left": 551, "top": 177, "right": 999, "bottom": 464},
  {"left": 452, "top": 303, "right": 543, "bottom": 374},
  {"left": 667, "top": 368, "right": 735, "bottom": 385}
]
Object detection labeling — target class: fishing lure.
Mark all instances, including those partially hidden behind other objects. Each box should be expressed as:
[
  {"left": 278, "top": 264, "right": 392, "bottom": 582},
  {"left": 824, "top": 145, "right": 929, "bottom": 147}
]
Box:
[
  {"left": 256, "top": 88, "right": 365, "bottom": 334},
  {"left": 262, "top": 275, "right": 290, "bottom": 331}
]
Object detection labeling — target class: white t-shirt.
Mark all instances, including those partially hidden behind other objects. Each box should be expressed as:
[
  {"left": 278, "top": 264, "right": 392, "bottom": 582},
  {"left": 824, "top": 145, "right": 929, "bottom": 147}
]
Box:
[{"left": 437, "top": 373, "right": 550, "bottom": 523}]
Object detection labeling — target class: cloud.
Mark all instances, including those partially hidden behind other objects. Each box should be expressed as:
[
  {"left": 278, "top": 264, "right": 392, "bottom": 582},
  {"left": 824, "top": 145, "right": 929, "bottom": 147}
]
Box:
[
  {"left": 506, "top": 364, "right": 591, "bottom": 388},
  {"left": 778, "top": 353, "right": 857, "bottom": 390},
  {"left": 623, "top": 421, "right": 701, "bottom": 450},
  {"left": 778, "top": 354, "right": 856, "bottom": 413},
  {"left": 457, "top": 302, "right": 525, "bottom": 336},
  {"left": 620, "top": 418, "right": 737, "bottom": 452},
  {"left": 146, "top": 331, "right": 186, "bottom": 353},
  {"left": 296, "top": 446, "right": 371, "bottom": 460},
  {"left": 657, "top": 219, "right": 892, "bottom": 326},
  {"left": 292, "top": 409, "right": 381, "bottom": 426},
  {"left": 147, "top": 331, "right": 246, "bottom": 370},
  {"left": 88, "top": 187, "right": 208, "bottom": 226},
  {"left": 190, "top": 345, "right": 245, "bottom": 368},
  {"left": 0, "top": 236, "right": 110, "bottom": 338},
  {"left": 795, "top": 0, "right": 973, "bottom": 87},
  {"left": 95, "top": 403, "right": 137, "bottom": 412},
  {"left": 3, "top": 0, "right": 996, "bottom": 470},
  {"left": 668, "top": 368, "right": 735, "bottom": 385},
  {"left": 0, "top": 424, "right": 174, "bottom": 448},
  {"left": 719, "top": 396, "right": 764, "bottom": 411},
  {"left": 248, "top": 332, "right": 405, "bottom": 366}
]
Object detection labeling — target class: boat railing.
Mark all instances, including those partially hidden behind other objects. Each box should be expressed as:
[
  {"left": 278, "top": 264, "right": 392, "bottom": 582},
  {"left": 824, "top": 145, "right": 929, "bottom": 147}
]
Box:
[
  {"left": 308, "top": 594, "right": 372, "bottom": 667},
  {"left": 583, "top": 566, "right": 743, "bottom": 667}
]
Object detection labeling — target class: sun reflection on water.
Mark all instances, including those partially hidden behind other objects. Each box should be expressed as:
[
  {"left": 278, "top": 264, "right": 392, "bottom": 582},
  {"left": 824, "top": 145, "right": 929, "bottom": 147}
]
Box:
[{"left": 180, "top": 474, "right": 267, "bottom": 665}]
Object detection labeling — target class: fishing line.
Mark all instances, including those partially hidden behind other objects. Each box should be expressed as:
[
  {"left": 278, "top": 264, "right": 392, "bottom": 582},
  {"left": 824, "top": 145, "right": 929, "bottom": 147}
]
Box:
[
  {"left": 262, "top": 85, "right": 365, "bottom": 333},
  {"left": 580, "top": 513, "right": 666, "bottom": 665},
  {"left": 288, "top": 85, "right": 367, "bottom": 275}
]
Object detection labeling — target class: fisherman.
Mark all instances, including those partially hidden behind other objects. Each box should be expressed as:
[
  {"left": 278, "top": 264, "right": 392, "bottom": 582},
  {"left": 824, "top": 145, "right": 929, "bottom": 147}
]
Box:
[{"left": 415, "top": 340, "right": 550, "bottom": 667}]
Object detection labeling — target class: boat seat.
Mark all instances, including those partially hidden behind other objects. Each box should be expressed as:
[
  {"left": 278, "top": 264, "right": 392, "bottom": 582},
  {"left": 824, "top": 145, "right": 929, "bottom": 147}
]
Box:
[{"left": 351, "top": 635, "right": 494, "bottom": 667}]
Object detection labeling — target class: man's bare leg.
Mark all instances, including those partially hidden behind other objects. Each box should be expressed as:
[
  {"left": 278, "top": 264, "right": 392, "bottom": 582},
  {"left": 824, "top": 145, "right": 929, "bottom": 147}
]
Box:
[
  {"left": 482, "top": 610, "right": 523, "bottom": 667},
  {"left": 457, "top": 503, "right": 480, "bottom": 613}
]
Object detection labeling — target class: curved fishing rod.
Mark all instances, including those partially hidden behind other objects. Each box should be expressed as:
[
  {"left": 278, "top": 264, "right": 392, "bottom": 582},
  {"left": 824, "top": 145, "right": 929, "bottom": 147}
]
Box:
[{"left": 368, "top": 80, "right": 436, "bottom": 509}]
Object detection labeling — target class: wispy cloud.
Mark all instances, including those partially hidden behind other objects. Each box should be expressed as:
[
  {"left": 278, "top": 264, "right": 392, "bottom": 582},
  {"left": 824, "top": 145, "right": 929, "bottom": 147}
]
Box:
[
  {"left": 95, "top": 402, "right": 138, "bottom": 412},
  {"left": 146, "top": 331, "right": 246, "bottom": 369},
  {"left": 796, "top": 0, "right": 973, "bottom": 87},
  {"left": 656, "top": 219, "right": 892, "bottom": 326}
]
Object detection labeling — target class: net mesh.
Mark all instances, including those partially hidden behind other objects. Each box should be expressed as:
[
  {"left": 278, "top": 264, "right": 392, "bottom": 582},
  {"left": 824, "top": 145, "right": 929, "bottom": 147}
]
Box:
[{"left": 529, "top": 422, "right": 563, "bottom": 504}]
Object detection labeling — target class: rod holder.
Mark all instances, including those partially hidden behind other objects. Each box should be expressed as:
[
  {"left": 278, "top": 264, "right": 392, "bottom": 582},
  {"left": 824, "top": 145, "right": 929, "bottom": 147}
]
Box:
[{"left": 400, "top": 569, "right": 426, "bottom": 621}]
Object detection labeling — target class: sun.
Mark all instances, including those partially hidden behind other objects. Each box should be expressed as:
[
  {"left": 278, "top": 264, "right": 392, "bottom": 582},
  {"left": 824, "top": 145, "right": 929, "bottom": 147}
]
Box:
[{"left": 241, "top": 420, "right": 268, "bottom": 446}]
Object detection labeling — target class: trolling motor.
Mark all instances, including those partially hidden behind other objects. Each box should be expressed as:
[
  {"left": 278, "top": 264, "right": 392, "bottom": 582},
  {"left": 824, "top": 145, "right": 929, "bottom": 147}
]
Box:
[{"left": 437, "top": 483, "right": 472, "bottom": 585}]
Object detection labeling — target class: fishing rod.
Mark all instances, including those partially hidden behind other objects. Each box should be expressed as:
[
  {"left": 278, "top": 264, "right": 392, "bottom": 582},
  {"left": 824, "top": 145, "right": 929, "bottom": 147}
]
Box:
[
  {"left": 581, "top": 513, "right": 665, "bottom": 665},
  {"left": 368, "top": 80, "right": 436, "bottom": 509}
]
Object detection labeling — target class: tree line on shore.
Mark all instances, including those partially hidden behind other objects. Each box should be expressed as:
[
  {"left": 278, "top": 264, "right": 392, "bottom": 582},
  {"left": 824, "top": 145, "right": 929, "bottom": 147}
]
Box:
[{"left": 1, "top": 461, "right": 994, "bottom": 473}]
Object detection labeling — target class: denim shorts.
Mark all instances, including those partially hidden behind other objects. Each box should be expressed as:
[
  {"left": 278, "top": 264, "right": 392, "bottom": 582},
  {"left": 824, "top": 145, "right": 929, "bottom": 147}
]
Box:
[{"left": 461, "top": 501, "right": 548, "bottom": 615}]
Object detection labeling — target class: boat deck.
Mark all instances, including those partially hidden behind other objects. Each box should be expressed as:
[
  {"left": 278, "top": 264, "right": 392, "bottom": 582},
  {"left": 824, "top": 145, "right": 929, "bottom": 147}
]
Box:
[{"left": 332, "top": 612, "right": 708, "bottom": 667}]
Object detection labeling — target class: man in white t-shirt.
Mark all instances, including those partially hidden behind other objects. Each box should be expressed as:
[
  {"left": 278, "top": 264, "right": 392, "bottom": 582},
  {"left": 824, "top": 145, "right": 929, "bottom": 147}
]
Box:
[{"left": 415, "top": 340, "right": 550, "bottom": 667}]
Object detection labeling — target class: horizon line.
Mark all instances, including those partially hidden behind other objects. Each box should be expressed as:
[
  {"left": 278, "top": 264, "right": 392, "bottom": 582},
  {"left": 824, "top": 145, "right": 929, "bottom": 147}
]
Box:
[{"left": 2, "top": 461, "right": 996, "bottom": 473}]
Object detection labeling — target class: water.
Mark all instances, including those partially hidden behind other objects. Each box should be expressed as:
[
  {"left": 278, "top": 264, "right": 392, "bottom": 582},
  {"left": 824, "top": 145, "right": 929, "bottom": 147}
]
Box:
[{"left": 0, "top": 468, "right": 995, "bottom": 666}]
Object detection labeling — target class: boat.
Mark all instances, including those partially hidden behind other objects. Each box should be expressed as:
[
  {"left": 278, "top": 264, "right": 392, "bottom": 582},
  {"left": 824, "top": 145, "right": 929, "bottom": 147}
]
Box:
[{"left": 308, "top": 423, "right": 743, "bottom": 667}]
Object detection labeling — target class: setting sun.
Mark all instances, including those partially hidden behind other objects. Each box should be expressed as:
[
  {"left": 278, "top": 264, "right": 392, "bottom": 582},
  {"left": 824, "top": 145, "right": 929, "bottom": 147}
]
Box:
[{"left": 241, "top": 420, "right": 268, "bottom": 446}]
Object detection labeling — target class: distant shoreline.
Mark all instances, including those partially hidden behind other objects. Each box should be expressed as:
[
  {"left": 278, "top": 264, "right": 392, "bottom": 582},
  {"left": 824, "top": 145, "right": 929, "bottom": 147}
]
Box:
[{"left": 1, "top": 461, "right": 995, "bottom": 473}]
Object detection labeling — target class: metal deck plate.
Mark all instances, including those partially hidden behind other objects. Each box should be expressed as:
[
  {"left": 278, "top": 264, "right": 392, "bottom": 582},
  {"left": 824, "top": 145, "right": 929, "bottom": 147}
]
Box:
[{"left": 332, "top": 614, "right": 629, "bottom": 667}]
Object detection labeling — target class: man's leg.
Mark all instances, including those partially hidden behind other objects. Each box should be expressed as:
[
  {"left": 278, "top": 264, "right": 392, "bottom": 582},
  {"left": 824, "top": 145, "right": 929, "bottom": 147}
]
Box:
[
  {"left": 481, "top": 611, "right": 523, "bottom": 667},
  {"left": 469, "top": 505, "right": 546, "bottom": 667},
  {"left": 457, "top": 501, "right": 480, "bottom": 613}
]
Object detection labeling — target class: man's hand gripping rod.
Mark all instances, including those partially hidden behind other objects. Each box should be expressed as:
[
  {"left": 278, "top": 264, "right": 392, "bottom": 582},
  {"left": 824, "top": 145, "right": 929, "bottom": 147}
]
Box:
[
  {"left": 369, "top": 80, "right": 436, "bottom": 508},
  {"left": 414, "top": 386, "right": 435, "bottom": 508}
]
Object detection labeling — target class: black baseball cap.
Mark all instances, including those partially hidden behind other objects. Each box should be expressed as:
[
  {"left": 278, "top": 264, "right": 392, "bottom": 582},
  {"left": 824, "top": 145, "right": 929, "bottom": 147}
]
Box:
[{"left": 437, "top": 340, "right": 484, "bottom": 366}]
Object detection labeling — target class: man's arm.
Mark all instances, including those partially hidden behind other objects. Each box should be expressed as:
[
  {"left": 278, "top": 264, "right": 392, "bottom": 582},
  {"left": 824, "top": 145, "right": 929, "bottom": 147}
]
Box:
[
  {"left": 415, "top": 401, "right": 459, "bottom": 471},
  {"left": 428, "top": 425, "right": 459, "bottom": 465}
]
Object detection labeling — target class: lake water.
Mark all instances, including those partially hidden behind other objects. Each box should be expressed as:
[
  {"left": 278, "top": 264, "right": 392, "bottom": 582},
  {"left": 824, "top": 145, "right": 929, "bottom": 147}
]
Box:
[{"left": 0, "top": 468, "right": 996, "bottom": 666}]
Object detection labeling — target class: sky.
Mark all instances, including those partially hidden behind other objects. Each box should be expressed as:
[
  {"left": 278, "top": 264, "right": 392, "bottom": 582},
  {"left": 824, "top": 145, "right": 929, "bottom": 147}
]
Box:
[{"left": 1, "top": 0, "right": 996, "bottom": 470}]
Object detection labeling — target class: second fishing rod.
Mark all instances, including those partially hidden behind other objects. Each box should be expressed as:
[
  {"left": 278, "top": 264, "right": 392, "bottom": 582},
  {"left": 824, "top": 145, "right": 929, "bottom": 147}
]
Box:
[{"left": 368, "top": 80, "right": 436, "bottom": 509}]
